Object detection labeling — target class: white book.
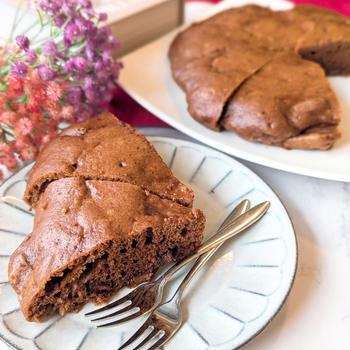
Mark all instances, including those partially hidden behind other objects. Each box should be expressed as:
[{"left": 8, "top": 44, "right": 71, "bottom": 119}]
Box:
[
  {"left": 95, "top": 0, "right": 184, "bottom": 57},
  {"left": 2, "top": 0, "right": 185, "bottom": 57}
]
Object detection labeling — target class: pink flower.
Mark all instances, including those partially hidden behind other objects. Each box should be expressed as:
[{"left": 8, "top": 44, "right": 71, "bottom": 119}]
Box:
[
  {"left": 8, "top": 74, "right": 24, "bottom": 92},
  {"left": 30, "top": 69, "right": 42, "bottom": 84},
  {"left": 60, "top": 105, "right": 73, "bottom": 121},
  {"left": 0, "top": 95, "right": 7, "bottom": 106},
  {"left": 20, "top": 145, "right": 36, "bottom": 161},
  {"left": 1, "top": 155, "right": 18, "bottom": 169},
  {"left": 15, "top": 117, "right": 34, "bottom": 136},
  {"left": 0, "top": 111, "right": 19, "bottom": 125},
  {"left": 0, "top": 169, "right": 3, "bottom": 182},
  {"left": 14, "top": 138, "right": 25, "bottom": 150},
  {"left": 47, "top": 119, "right": 58, "bottom": 133},
  {"left": 31, "top": 112, "right": 45, "bottom": 127},
  {"left": 28, "top": 95, "right": 39, "bottom": 112},
  {"left": 38, "top": 65, "right": 57, "bottom": 80},
  {"left": 14, "top": 103, "right": 28, "bottom": 116},
  {"left": 12, "top": 61, "right": 28, "bottom": 78},
  {"left": 64, "top": 22, "right": 81, "bottom": 42},
  {"left": 23, "top": 79, "right": 35, "bottom": 95},
  {"left": 98, "top": 13, "right": 107, "bottom": 21},
  {"left": 39, "top": 55, "right": 47, "bottom": 65},
  {"left": 43, "top": 99, "right": 59, "bottom": 113},
  {"left": 0, "top": 0, "right": 122, "bottom": 175},
  {"left": 73, "top": 56, "right": 87, "bottom": 73},
  {"left": 26, "top": 49, "right": 37, "bottom": 65},
  {"left": 33, "top": 85, "right": 47, "bottom": 102},
  {"left": 6, "top": 43, "right": 20, "bottom": 55},
  {"left": 32, "top": 132, "right": 44, "bottom": 146},
  {"left": 47, "top": 81, "right": 63, "bottom": 101},
  {"left": 49, "top": 108, "right": 61, "bottom": 121},
  {"left": 42, "top": 40, "right": 58, "bottom": 56},
  {"left": 0, "top": 142, "right": 12, "bottom": 156},
  {"left": 15, "top": 136, "right": 30, "bottom": 150},
  {"left": 15, "top": 35, "right": 30, "bottom": 51}
]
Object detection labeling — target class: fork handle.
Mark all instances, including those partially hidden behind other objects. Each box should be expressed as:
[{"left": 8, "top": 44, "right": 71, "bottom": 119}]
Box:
[
  {"left": 160, "top": 200, "right": 269, "bottom": 286},
  {"left": 173, "top": 241, "right": 219, "bottom": 304},
  {"left": 170, "top": 201, "right": 270, "bottom": 304},
  {"left": 170, "top": 200, "right": 250, "bottom": 302}
]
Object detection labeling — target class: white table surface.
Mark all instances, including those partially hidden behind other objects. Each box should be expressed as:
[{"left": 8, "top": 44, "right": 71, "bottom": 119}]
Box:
[{"left": 0, "top": 1, "right": 349, "bottom": 349}]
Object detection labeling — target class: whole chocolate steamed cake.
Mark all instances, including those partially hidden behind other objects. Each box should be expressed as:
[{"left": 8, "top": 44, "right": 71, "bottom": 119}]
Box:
[
  {"left": 9, "top": 114, "right": 205, "bottom": 322},
  {"left": 169, "top": 4, "right": 349, "bottom": 149}
]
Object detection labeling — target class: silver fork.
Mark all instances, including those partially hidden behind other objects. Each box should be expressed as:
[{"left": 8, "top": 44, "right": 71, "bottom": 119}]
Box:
[
  {"left": 86, "top": 200, "right": 270, "bottom": 327},
  {"left": 115, "top": 200, "right": 270, "bottom": 349}
]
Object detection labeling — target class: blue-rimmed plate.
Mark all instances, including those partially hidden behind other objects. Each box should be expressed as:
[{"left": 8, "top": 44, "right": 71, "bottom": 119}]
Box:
[{"left": 0, "top": 136, "right": 297, "bottom": 350}]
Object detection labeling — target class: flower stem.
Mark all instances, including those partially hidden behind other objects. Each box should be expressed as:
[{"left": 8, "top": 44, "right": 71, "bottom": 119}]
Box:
[
  {"left": 19, "top": 18, "right": 41, "bottom": 37},
  {"left": 14, "top": 2, "right": 29, "bottom": 28},
  {"left": 0, "top": 0, "right": 26, "bottom": 55}
]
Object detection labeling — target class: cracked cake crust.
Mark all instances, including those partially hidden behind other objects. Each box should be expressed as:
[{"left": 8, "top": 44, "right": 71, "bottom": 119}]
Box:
[
  {"left": 9, "top": 114, "right": 205, "bottom": 322},
  {"left": 169, "top": 4, "right": 349, "bottom": 149},
  {"left": 24, "top": 113, "right": 194, "bottom": 208}
]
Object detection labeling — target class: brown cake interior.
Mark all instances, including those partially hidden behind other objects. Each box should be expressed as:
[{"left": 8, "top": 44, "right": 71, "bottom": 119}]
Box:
[
  {"left": 9, "top": 178, "right": 205, "bottom": 321},
  {"left": 298, "top": 42, "right": 350, "bottom": 76},
  {"left": 29, "top": 224, "right": 201, "bottom": 321}
]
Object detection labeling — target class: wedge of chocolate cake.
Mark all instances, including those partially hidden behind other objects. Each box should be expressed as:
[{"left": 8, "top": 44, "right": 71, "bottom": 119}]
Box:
[{"left": 9, "top": 114, "right": 205, "bottom": 322}]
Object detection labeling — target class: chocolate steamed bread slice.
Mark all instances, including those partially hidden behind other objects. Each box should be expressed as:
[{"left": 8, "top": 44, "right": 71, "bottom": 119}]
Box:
[
  {"left": 9, "top": 177, "right": 205, "bottom": 321},
  {"left": 24, "top": 113, "right": 193, "bottom": 208}
]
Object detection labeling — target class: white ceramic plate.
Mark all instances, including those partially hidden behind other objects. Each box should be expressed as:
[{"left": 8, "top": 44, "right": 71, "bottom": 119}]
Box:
[
  {"left": 0, "top": 137, "right": 297, "bottom": 350},
  {"left": 119, "top": 0, "right": 350, "bottom": 183}
]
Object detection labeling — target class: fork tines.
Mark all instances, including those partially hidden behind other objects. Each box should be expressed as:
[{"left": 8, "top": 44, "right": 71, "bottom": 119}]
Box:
[
  {"left": 85, "top": 293, "right": 133, "bottom": 316},
  {"left": 118, "top": 317, "right": 167, "bottom": 350}
]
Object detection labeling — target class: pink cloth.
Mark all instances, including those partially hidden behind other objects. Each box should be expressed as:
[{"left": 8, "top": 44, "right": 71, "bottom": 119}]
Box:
[{"left": 111, "top": 0, "right": 349, "bottom": 127}]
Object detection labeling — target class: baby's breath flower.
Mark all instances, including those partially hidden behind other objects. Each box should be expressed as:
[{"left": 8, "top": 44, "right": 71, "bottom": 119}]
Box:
[
  {"left": 64, "top": 22, "right": 81, "bottom": 42},
  {"left": 1, "top": 0, "right": 121, "bottom": 176},
  {"left": 47, "top": 82, "right": 63, "bottom": 101},
  {"left": 12, "top": 61, "right": 28, "bottom": 78},
  {"left": 42, "top": 40, "right": 58, "bottom": 56},
  {"left": 37, "top": 65, "right": 57, "bottom": 80},
  {"left": 25, "top": 49, "right": 37, "bottom": 64},
  {"left": 16, "top": 118, "right": 34, "bottom": 136},
  {"left": 15, "top": 35, "right": 30, "bottom": 51}
]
